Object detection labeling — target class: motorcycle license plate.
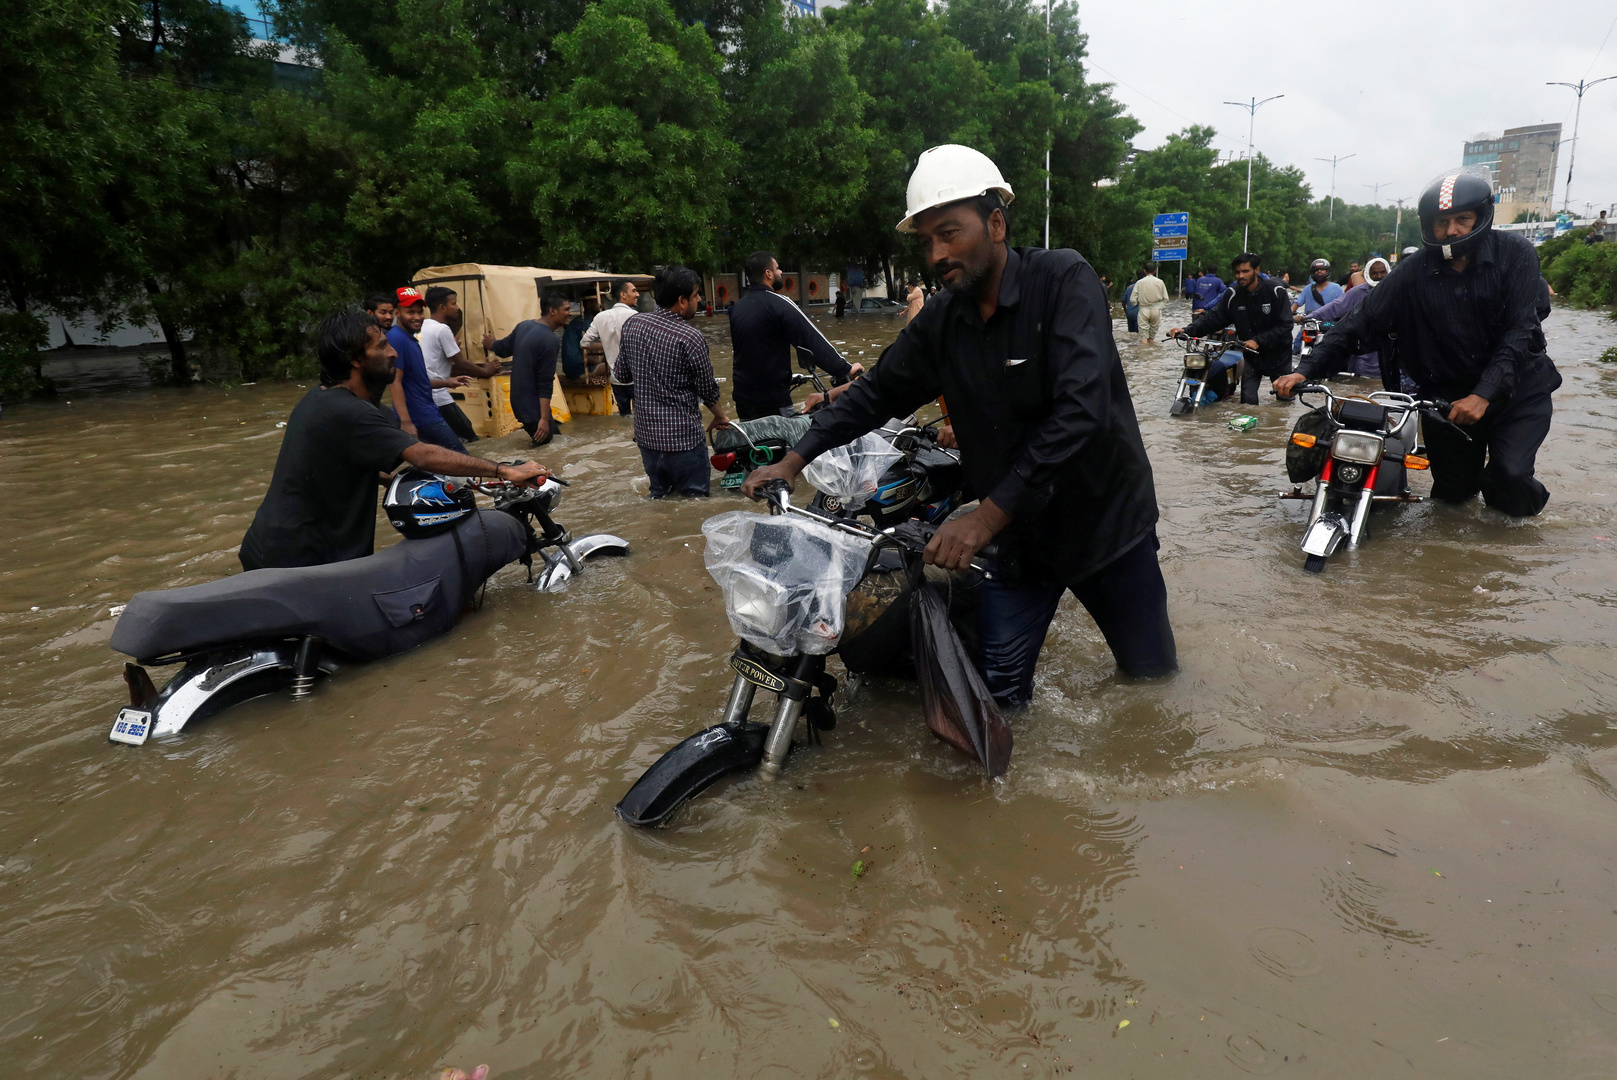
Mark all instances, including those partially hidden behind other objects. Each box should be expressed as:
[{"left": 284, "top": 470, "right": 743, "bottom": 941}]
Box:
[
  {"left": 720, "top": 470, "right": 745, "bottom": 489},
  {"left": 110, "top": 708, "right": 152, "bottom": 746}
]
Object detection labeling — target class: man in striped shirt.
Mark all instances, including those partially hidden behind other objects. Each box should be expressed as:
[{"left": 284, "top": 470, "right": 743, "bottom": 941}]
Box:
[{"left": 614, "top": 266, "right": 732, "bottom": 497}]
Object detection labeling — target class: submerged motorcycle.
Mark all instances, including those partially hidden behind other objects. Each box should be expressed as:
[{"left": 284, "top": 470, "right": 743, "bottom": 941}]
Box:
[
  {"left": 1296, "top": 317, "right": 1331, "bottom": 369},
  {"left": 1278, "top": 384, "right": 1463, "bottom": 573},
  {"left": 615, "top": 467, "right": 994, "bottom": 827},
  {"left": 107, "top": 469, "right": 627, "bottom": 746},
  {"left": 1169, "top": 331, "right": 1245, "bottom": 415}
]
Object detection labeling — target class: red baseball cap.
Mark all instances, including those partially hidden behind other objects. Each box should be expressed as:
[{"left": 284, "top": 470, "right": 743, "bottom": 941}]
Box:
[{"left": 395, "top": 286, "right": 426, "bottom": 308}]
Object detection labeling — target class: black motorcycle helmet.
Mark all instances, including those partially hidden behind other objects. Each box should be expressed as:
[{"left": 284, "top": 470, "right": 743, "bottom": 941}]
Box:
[
  {"left": 1309, "top": 258, "right": 1331, "bottom": 275},
  {"left": 1418, "top": 167, "right": 1494, "bottom": 259},
  {"left": 385, "top": 468, "right": 476, "bottom": 538}
]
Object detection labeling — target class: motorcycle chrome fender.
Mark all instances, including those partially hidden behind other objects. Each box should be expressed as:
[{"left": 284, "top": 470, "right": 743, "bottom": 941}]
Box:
[
  {"left": 1301, "top": 513, "right": 1349, "bottom": 558},
  {"left": 112, "top": 644, "right": 296, "bottom": 745},
  {"left": 534, "top": 533, "right": 631, "bottom": 592},
  {"left": 614, "top": 720, "right": 771, "bottom": 827}
]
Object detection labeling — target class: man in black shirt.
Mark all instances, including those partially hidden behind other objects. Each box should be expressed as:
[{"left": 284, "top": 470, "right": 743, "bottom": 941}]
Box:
[
  {"left": 1171, "top": 252, "right": 1295, "bottom": 404},
  {"left": 239, "top": 311, "right": 549, "bottom": 571},
  {"left": 742, "top": 145, "right": 1174, "bottom": 705},
  {"left": 485, "top": 291, "right": 569, "bottom": 446},
  {"left": 1275, "top": 169, "right": 1560, "bottom": 517},
  {"left": 728, "top": 250, "right": 863, "bottom": 419}
]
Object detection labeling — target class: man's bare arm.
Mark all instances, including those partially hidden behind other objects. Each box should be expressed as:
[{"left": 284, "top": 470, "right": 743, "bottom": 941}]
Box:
[{"left": 400, "top": 444, "right": 548, "bottom": 485}]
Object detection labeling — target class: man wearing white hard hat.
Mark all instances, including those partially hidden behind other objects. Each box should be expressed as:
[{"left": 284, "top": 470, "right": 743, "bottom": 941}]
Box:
[{"left": 743, "top": 145, "right": 1175, "bottom": 705}]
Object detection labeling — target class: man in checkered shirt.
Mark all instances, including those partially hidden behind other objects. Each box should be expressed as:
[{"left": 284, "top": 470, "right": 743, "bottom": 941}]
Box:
[{"left": 614, "top": 265, "right": 732, "bottom": 497}]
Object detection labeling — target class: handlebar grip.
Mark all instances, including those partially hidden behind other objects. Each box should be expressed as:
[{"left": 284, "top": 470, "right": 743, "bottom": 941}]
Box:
[{"left": 750, "top": 478, "right": 791, "bottom": 503}]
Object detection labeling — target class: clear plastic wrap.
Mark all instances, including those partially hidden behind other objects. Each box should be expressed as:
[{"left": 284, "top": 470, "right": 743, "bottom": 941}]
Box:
[
  {"left": 702, "top": 511, "right": 873, "bottom": 655},
  {"left": 802, "top": 430, "right": 905, "bottom": 509}
]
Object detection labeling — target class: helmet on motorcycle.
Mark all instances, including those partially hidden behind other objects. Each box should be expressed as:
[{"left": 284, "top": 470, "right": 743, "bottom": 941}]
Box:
[
  {"left": 384, "top": 468, "right": 476, "bottom": 538},
  {"left": 1418, "top": 166, "right": 1494, "bottom": 259}
]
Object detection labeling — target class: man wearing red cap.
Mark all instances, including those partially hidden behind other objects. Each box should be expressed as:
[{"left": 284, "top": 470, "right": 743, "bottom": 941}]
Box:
[{"left": 387, "top": 287, "right": 472, "bottom": 452}]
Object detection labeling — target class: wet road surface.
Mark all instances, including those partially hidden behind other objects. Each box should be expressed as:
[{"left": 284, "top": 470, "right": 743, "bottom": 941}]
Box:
[{"left": 2, "top": 301, "right": 1616, "bottom": 1077}]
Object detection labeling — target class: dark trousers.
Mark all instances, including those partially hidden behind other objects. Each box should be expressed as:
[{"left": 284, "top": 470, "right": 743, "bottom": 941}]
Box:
[
  {"left": 735, "top": 398, "right": 795, "bottom": 421},
  {"left": 640, "top": 445, "right": 711, "bottom": 498},
  {"left": 415, "top": 418, "right": 467, "bottom": 455},
  {"left": 977, "top": 532, "right": 1177, "bottom": 706},
  {"left": 1125, "top": 309, "right": 1139, "bottom": 335},
  {"left": 439, "top": 402, "right": 478, "bottom": 443},
  {"left": 1422, "top": 383, "right": 1554, "bottom": 517},
  {"left": 1241, "top": 358, "right": 1294, "bottom": 405},
  {"left": 612, "top": 384, "right": 634, "bottom": 416}
]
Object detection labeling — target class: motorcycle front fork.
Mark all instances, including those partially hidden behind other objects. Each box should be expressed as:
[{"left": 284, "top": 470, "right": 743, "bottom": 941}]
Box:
[
  {"left": 1306, "top": 482, "right": 1376, "bottom": 547},
  {"left": 720, "top": 653, "right": 821, "bottom": 782}
]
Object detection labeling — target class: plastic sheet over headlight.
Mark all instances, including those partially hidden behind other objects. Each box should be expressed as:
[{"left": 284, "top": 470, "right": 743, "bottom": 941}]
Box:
[
  {"left": 726, "top": 567, "right": 789, "bottom": 639},
  {"left": 1331, "top": 430, "right": 1384, "bottom": 465}
]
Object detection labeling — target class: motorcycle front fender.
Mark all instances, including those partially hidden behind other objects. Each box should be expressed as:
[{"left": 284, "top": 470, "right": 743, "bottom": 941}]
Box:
[
  {"left": 1301, "top": 515, "right": 1348, "bottom": 558},
  {"left": 535, "top": 533, "right": 630, "bottom": 592},
  {"left": 615, "top": 721, "right": 770, "bottom": 827}
]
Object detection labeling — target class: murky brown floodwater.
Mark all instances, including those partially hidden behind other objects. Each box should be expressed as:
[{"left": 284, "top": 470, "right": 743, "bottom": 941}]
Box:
[{"left": 3, "top": 301, "right": 1617, "bottom": 1078}]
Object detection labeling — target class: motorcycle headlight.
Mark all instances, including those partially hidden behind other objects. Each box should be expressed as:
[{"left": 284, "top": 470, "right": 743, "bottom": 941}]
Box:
[
  {"left": 727, "top": 568, "right": 789, "bottom": 638},
  {"left": 1185, "top": 354, "right": 1208, "bottom": 370},
  {"left": 1331, "top": 431, "right": 1384, "bottom": 465}
]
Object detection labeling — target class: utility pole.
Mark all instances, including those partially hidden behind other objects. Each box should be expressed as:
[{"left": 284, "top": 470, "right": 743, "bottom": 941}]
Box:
[
  {"left": 1314, "top": 153, "right": 1356, "bottom": 220},
  {"left": 1392, "top": 196, "right": 1409, "bottom": 255},
  {"left": 1362, "top": 180, "right": 1392, "bottom": 204},
  {"left": 1043, "top": 0, "right": 1051, "bottom": 249},
  {"left": 1547, "top": 76, "right": 1616, "bottom": 213},
  {"left": 1223, "top": 94, "right": 1284, "bottom": 250}
]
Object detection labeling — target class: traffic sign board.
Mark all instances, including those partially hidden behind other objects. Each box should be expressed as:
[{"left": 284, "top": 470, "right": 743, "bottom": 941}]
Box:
[
  {"left": 1152, "top": 212, "right": 1189, "bottom": 227},
  {"left": 1152, "top": 246, "right": 1187, "bottom": 262},
  {"left": 1153, "top": 223, "right": 1189, "bottom": 239}
]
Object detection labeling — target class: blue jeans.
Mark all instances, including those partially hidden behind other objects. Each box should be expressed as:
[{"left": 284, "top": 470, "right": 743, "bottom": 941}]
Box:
[
  {"left": 977, "top": 532, "right": 1176, "bottom": 705},
  {"left": 415, "top": 418, "right": 467, "bottom": 455},
  {"left": 640, "top": 445, "right": 711, "bottom": 498}
]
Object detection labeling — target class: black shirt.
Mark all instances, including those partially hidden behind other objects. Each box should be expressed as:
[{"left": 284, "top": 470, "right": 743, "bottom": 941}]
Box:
[
  {"left": 1183, "top": 275, "right": 1295, "bottom": 374},
  {"left": 1300, "top": 231, "right": 1553, "bottom": 402},
  {"left": 793, "top": 247, "right": 1159, "bottom": 587},
  {"left": 239, "top": 385, "right": 418, "bottom": 571},
  {"left": 491, "top": 320, "right": 559, "bottom": 424},
  {"left": 728, "top": 285, "right": 852, "bottom": 407}
]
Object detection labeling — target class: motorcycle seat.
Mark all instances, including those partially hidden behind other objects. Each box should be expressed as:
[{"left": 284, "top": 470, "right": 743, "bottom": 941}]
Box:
[{"left": 110, "top": 511, "right": 527, "bottom": 664}]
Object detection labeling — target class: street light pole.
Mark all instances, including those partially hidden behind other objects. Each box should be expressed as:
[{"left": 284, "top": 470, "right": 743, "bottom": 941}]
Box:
[
  {"left": 1391, "top": 197, "right": 1409, "bottom": 255},
  {"left": 1314, "top": 153, "right": 1356, "bottom": 220},
  {"left": 1223, "top": 94, "right": 1284, "bottom": 250},
  {"left": 1044, "top": 0, "right": 1051, "bottom": 249},
  {"left": 1547, "top": 76, "right": 1616, "bottom": 213},
  {"left": 1362, "top": 180, "right": 1392, "bottom": 204}
]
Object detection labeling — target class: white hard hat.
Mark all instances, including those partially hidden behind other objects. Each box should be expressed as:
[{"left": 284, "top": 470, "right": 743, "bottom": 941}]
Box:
[{"left": 897, "top": 144, "right": 1015, "bottom": 233}]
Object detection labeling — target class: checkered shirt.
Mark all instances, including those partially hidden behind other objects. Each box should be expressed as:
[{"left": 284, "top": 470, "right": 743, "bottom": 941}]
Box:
[{"left": 614, "top": 308, "right": 721, "bottom": 452}]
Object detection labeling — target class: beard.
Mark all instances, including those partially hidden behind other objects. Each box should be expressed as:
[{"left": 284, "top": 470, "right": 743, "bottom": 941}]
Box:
[
  {"left": 936, "top": 255, "right": 993, "bottom": 299},
  {"left": 360, "top": 362, "right": 394, "bottom": 400}
]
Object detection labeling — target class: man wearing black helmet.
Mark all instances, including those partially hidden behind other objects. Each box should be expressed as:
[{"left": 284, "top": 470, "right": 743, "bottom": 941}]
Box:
[{"left": 1274, "top": 168, "right": 1560, "bottom": 517}]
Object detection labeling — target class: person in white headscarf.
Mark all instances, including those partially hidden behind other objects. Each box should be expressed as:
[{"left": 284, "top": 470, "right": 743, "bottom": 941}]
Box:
[{"left": 1293, "top": 257, "right": 1390, "bottom": 378}]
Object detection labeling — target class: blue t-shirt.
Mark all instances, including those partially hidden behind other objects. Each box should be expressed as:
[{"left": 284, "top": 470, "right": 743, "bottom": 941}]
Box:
[
  {"left": 1195, "top": 276, "right": 1226, "bottom": 308},
  {"left": 386, "top": 325, "right": 438, "bottom": 426},
  {"left": 1297, "top": 279, "right": 1344, "bottom": 314}
]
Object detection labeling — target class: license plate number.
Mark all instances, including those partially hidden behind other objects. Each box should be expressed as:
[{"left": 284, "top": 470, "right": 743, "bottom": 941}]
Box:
[
  {"left": 110, "top": 708, "right": 152, "bottom": 746},
  {"left": 720, "top": 471, "right": 744, "bottom": 489}
]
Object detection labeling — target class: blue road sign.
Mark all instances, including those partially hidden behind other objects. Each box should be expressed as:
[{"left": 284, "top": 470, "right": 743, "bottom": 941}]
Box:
[
  {"left": 1153, "top": 223, "right": 1189, "bottom": 239},
  {"left": 1153, "top": 212, "right": 1190, "bottom": 227},
  {"left": 1152, "top": 247, "right": 1188, "bottom": 262}
]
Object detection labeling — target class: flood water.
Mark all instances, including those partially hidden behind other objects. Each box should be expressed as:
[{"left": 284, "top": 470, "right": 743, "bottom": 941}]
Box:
[{"left": 4, "top": 301, "right": 1617, "bottom": 1078}]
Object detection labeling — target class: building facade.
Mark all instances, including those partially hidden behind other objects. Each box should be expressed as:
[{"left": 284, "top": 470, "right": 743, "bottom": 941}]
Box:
[{"left": 1462, "top": 123, "right": 1561, "bottom": 224}]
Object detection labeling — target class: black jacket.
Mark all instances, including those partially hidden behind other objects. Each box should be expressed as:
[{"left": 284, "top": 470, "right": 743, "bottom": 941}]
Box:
[
  {"left": 1184, "top": 275, "right": 1295, "bottom": 374},
  {"left": 792, "top": 247, "right": 1159, "bottom": 587},
  {"left": 728, "top": 285, "right": 851, "bottom": 408},
  {"left": 490, "top": 320, "right": 559, "bottom": 425},
  {"left": 1300, "top": 231, "right": 1555, "bottom": 402}
]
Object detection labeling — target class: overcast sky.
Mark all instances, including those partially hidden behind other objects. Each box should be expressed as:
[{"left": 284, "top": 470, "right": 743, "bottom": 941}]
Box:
[{"left": 1075, "top": 0, "right": 1617, "bottom": 217}]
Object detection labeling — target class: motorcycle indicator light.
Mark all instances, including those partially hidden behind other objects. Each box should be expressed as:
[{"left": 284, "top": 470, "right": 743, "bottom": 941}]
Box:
[
  {"left": 1290, "top": 432, "right": 1317, "bottom": 448},
  {"left": 1404, "top": 454, "right": 1430, "bottom": 470},
  {"left": 711, "top": 452, "right": 737, "bottom": 471}
]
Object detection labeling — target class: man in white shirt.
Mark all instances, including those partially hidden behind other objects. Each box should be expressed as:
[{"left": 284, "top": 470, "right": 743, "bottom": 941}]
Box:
[
  {"left": 420, "top": 286, "right": 500, "bottom": 442},
  {"left": 580, "top": 278, "right": 641, "bottom": 415},
  {"left": 1131, "top": 266, "right": 1169, "bottom": 345}
]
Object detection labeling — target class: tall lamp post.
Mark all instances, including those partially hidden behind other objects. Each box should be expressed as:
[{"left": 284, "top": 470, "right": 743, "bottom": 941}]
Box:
[
  {"left": 1314, "top": 153, "right": 1356, "bottom": 220},
  {"left": 1362, "top": 180, "right": 1392, "bottom": 204},
  {"left": 1391, "top": 196, "right": 1409, "bottom": 255},
  {"left": 1547, "top": 76, "right": 1616, "bottom": 213},
  {"left": 1223, "top": 94, "right": 1284, "bottom": 250},
  {"left": 1044, "top": 0, "right": 1051, "bottom": 249}
]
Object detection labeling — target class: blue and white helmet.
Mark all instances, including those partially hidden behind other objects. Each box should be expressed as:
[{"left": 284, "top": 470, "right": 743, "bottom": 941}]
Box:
[{"left": 385, "top": 468, "right": 476, "bottom": 538}]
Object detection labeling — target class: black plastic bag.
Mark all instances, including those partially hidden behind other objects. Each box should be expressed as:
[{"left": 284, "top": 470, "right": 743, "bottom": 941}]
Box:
[
  {"left": 1286, "top": 406, "right": 1336, "bottom": 484},
  {"left": 909, "top": 578, "right": 1012, "bottom": 778}
]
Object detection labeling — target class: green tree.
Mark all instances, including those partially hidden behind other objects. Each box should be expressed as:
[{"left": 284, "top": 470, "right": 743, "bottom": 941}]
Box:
[{"left": 516, "top": 0, "right": 737, "bottom": 271}]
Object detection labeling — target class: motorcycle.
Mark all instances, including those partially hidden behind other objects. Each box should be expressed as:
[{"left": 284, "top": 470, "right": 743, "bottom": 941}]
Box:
[
  {"left": 1296, "top": 317, "right": 1331, "bottom": 369},
  {"left": 807, "top": 416, "right": 964, "bottom": 527},
  {"left": 615, "top": 481, "right": 993, "bottom": 828},
  {"left": 1277, "top": 384, "right": 1464, "bottom": 573},
  {"left": 106, "top": 469, "right": 627, "bottom": 746},
  {"left": 1169, "top": 331, "right": 1246, "bottom": 415}
]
